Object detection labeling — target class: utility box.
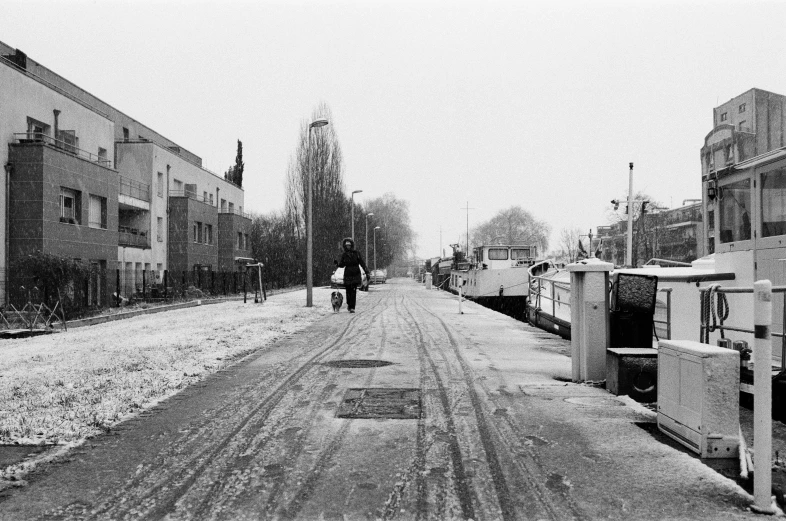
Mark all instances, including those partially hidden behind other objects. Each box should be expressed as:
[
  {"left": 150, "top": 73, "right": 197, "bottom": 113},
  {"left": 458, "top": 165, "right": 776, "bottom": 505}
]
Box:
[{"left": 657, "top": 340, "right": 739, "bottom": 459}]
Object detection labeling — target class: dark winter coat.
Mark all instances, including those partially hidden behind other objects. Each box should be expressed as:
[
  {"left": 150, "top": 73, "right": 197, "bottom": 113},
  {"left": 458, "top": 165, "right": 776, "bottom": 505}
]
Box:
[{"left": 337, "top": 237, "right": 369, "bottom": 287}]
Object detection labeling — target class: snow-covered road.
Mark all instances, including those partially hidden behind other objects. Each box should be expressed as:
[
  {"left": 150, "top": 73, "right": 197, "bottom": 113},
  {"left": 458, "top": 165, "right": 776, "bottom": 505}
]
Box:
[{"left": 0, "top": 279, "right": 761, "bottom": 519}]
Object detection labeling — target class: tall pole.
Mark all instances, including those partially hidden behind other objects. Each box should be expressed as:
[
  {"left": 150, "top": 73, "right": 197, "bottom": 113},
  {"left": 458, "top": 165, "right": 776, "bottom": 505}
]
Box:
[
  {"left": 351, "top": 190, "right": 362, "bottom": 241},
  {"left": 626, "top": 162, "right": 634, "bottom": 267},
  {"left": 366, "top": 213, "right": 373, "bottom": 265},
  {"left": 374, "top": 226, "right": 380, "bottom": 273},
  {"left": 460, "top": 202, "right": 475, "bottom": 255},
  {"left": 306, "top": 118, "right": 328, "bottom": 308},
  {"left": 307, "top": 126, "right": 313, "bottom": 307}
]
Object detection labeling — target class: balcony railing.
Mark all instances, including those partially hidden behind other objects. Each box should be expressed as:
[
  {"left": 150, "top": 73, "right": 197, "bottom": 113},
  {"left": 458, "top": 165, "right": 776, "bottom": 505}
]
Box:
[
  {"left": 168, "top": 190, "right": 212, "bottom": 205},
  {"left": 119, "top": 176, "right": 151, "bottom": 202},
  {"left": 13, "top": 132, "right": 111, "bottom": 167},
  {"left": 118, "top": 227, "right": 151, "bottom": 249},
  {"left": 219, "top": 208, "right": 252, "bottom": 219}
]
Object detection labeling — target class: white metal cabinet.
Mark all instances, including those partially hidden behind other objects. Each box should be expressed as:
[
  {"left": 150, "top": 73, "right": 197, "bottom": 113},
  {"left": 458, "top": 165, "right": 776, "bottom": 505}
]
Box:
[{"left": 657, "top": 340, "right": 740, "bottom": 458}]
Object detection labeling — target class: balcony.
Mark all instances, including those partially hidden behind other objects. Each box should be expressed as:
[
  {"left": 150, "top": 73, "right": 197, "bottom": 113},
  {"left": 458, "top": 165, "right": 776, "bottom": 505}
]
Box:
[
  {"left": 118, "top": 227, "right": 151, "bottom": 249},
  {"left": 119, "top": 176, "right": 151, "bottom": 210},
  {"left": 169, "top": 190, "right": 213, "bottom": 205},
  {"left": 13, "top": 132, "right": 111, "bottom": 167},
  {"left": 219, "top": 207, "right": 252, "bottom": 219}
]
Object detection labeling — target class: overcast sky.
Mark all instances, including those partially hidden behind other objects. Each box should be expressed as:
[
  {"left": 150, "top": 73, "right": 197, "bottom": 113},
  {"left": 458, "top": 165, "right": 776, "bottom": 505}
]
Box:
[{"left": 4, "top": 0, "right": 786, "bottom": 259}]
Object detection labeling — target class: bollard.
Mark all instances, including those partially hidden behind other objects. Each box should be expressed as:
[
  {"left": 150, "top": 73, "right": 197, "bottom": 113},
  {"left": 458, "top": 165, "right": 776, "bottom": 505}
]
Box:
[
  {"left": 567, "top": 258, "right": 613, "bottom": 382},
  {"left": 752, "top": 280, "right": 776, "bottom": 514},
  {"left": 458, "top": 277, "right": 464, "bottom": 315}
]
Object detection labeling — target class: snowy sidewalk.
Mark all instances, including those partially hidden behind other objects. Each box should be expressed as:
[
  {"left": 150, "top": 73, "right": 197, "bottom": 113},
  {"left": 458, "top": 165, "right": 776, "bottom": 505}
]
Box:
[{"left": 0, "top": 279, "right": 768, "bottom": 519}]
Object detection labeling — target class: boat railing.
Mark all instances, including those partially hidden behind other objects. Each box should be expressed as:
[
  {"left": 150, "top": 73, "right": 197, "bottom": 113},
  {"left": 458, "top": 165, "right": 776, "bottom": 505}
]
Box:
[
  {"left": 644, "top": 258, "right": 692, "bottom": 267},
  {"left": 527, "top": 274, "right": 571, "bottom": 320},
  {"left": 700, "top": 284, "right": 786, "bottom": 371},
  {"left": 528, "top": 272, "right": 673, "bottom": 341}
]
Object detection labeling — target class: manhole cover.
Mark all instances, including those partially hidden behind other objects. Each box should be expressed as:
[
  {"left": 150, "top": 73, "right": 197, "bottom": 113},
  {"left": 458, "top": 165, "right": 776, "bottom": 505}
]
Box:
[
  {"left": 323, "top": 359, "right": 393, "bottom": 369},
  {"left": 337, "top": 388, "right": 421, "bottom": 419},
  {"left": 564, "top": 397, "right": 625, "bottom": 407}
]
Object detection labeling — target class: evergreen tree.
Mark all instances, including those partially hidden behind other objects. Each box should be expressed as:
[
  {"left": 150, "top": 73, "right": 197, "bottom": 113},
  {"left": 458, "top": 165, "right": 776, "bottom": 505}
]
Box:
[{"left": 234, "top": 140, "right": 244, "bottom": 187}]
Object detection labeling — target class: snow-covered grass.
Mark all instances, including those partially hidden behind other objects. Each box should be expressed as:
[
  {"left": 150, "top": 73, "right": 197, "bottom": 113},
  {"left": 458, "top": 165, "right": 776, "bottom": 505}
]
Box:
[{"left": 0, "top": 288, "right": 333, "bottom": 446}]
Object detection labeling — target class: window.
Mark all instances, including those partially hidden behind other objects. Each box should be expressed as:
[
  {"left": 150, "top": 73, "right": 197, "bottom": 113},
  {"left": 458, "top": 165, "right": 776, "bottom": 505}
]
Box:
[
  {"left": 203, "top": 191, "right": 208, "bottom": 202},
  {"left": 174, "top": 179, "right": 183, "bottom": 192},
  {"left": 511, "top": 248, "right": 533, "bottom": 260},
  {"left": 228, "top": 202, "right": 235, "bottom": 213},
  {"left": 720, "top": 112, "right": 728, "bottom": 122},
  {"left": 27, "top": 117, "right": 50, "bottom": 139},
  {"left": 718, "top": 178, "right": 751, "bottom": 243},
  {"left": 60, "top": 187, "right": 80, "bottom": 224},
  {"left": 708, "top": 210, "right": 714, "bottom": 229},
  {"left": 205, "top": 224, "right": 212, "bottom": 245},
  {"left": 157, "top": 172, "right": 164, "bottom": 197},
  {"left": 122, "top": 127, "right": 129, "bottom": 141},
  {"left": 739, "top": 120, "right": 747, "bottom": 131},
  {"left": 739, "top": 103, "right": 746, "bottom": 113},
  {"left": 156, "top": 263, "right": 163, "bottom": 281},
  {"left": 237, "top": 232, "right": 243, "bottom": 249},
  {"left": 209, "top": 193, "right": 214, "bottom": 206},
  {"left": 488, "top": 248, "right": 508, "bottom": 260},
  {"left": 88, "top": 194, "right": 107, "bottom": 229},
  {"left": 221, "top": 199, "right": 227, "bottom": 211},
  {"left": 98, "top": 148, "right": 107, "bottom": 163},
  {"left": 762, "top": 168, "right": 786, "bottom": 237},
  {"left": 196, "top": 222, "right": 203, "bottom": 243},
  {"left": 157, "top": 217, "right": 164, "bottom": 242}
]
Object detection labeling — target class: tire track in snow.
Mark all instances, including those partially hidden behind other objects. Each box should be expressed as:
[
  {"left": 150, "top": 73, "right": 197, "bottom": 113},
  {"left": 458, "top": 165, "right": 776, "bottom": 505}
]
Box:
[
  {"left": 83, "top": 298, "right": 385, "bottom": 520},
  {"left": 393, "top": 289, "right": 477, "bottom": 520},
  {"left": 184, "top": 296, "right": 392, "bottom": 518},
  {"left": 410, "top": 296, "right": 587, "bottom": 521},
  {"left": 276, "top": 292, "right": 396, "bottom": 519}
]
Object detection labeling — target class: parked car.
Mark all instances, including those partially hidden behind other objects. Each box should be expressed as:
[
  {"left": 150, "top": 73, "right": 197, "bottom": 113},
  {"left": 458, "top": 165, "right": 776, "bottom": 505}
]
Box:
[
  {"left": 330, "top": 267, "right": 345, "bottom": 289},
  {"left": 370, "top": 269, "right": 387, "bottom": 284}
]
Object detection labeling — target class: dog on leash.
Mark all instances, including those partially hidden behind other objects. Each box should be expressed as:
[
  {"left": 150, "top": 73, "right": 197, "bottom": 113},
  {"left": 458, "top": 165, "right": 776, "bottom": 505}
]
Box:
[{"left": 331, "top": 291, "right": 344, "bottom": 312}]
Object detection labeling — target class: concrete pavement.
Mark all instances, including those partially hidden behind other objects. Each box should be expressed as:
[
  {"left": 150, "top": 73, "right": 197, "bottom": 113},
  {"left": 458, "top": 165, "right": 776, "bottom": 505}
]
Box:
[{"left": 0, "top": 278, "right": 763, "bottom": 520}]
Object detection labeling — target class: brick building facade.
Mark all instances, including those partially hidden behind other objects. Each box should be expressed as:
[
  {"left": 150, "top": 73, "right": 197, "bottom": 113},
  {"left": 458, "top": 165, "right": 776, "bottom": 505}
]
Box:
[{"left": 0, "top": 42, "right": 253, "bottom": 307}]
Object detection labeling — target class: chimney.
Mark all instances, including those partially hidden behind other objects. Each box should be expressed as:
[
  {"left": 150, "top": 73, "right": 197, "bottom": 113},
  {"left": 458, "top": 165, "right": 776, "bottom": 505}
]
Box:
[{"left": 53, "top": 109, "right": 61, "bottom": 144}]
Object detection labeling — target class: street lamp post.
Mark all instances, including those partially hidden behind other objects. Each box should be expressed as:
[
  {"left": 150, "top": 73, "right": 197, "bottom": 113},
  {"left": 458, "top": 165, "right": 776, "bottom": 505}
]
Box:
[
  {"left": 374, "top": 226, "right": 381, "bottom": 273},
  {"left": 365, "top": 213, "right": 373, "bottom": 264},
  {"left": 306, "top": 118, "right": 329, "bottom": 308},
  {"left": 351, "top": 190, "right": 362, "bottom": 241},
  {"left": 626, "top": 162, "right": 634, "bottom": 267}
]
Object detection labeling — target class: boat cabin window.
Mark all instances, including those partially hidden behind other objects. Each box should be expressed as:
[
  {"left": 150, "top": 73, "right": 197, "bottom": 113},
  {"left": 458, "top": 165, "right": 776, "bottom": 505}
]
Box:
[
  {"left": 761, "top": 168, "right": 786, "bottom": 237},
  {"left": 488, "top": 248, "right": 509, "bottom": 260},
  {"left": 718, "top": 178, "right": 751, "bottom": 243},
  {"left": 511, "top": 248, "right": 532, "bottom": 259}
]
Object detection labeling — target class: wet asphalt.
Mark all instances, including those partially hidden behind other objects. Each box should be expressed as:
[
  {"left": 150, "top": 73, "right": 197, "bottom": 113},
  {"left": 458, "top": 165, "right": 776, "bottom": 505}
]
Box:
[{"left": 0, "top": 279, "right": 764, "bottom": 520}]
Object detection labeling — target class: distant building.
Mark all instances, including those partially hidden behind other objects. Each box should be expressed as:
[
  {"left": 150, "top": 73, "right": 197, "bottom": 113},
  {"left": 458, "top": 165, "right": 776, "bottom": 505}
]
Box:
[
  {"left": 0, "top": 43, "right": 253, "bottom": 306},
  {"left": 596, "top": 202, "right": 704, "bottom": 267},
  {"left": 701, "top": 88, "right": 786, "bottom": 286}
]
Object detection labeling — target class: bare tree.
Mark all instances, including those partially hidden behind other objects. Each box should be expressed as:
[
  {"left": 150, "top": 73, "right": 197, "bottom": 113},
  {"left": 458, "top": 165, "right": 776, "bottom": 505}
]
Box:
[
  {"left": 470, "top": 206, "right": 550, "bottom": 254},
  {"left": 553, "top": 227, "right": 583, "bottom": 263},
  {"left": 284, "top": 103, "right": 348, "bottom": 284},
  {"left": 363, "top": 193, "right": 417, "bottom": 270}
]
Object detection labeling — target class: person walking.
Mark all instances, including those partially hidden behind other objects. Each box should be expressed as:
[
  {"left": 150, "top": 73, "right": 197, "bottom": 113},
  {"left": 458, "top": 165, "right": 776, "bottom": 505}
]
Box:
[{"left": 337, "top": 237, "right": 370, "bottom": 313}]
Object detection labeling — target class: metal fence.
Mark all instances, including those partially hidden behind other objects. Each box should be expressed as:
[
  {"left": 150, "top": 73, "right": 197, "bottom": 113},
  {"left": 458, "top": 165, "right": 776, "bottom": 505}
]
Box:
[{"left": 114, "top": 269, "right": 256, "bottom": 303}]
